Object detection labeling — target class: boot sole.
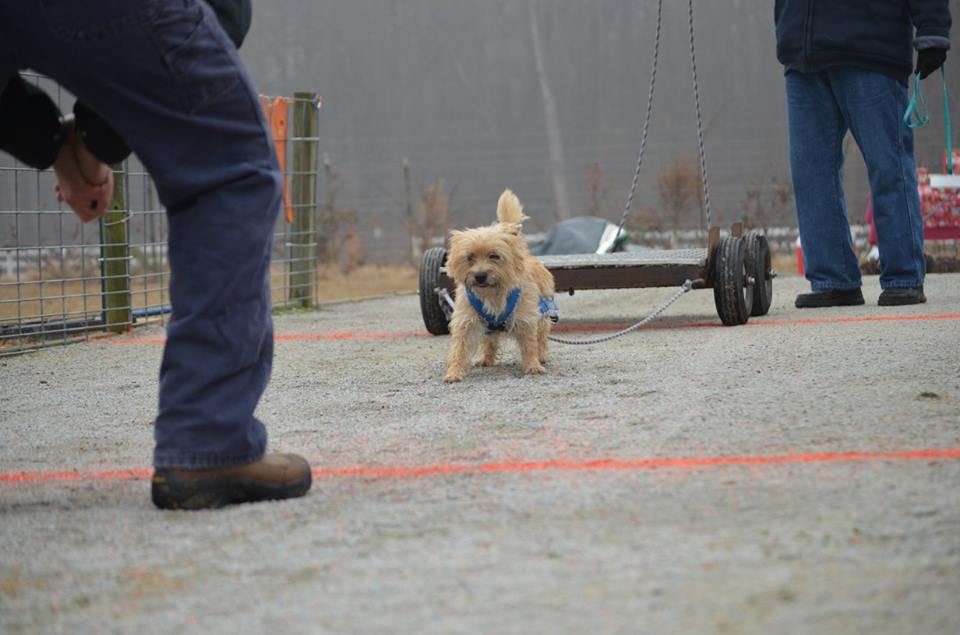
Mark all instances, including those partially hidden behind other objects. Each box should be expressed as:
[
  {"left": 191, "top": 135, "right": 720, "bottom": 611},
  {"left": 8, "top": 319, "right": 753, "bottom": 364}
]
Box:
[
  {"left": 151, "top": 471, "right": 312, "bottom": 510},
  {"left": 878, "top": 296, "right": 926, "bottom": 306},
  {"left": 795, "top": 297, "right": 865, "bottom": 308}
]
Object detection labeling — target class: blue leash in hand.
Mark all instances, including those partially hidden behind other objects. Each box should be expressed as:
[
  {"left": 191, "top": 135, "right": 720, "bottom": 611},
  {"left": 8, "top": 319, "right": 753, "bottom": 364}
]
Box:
[{"left": 904, "top": 66, "right": 953, "bottom": 174}]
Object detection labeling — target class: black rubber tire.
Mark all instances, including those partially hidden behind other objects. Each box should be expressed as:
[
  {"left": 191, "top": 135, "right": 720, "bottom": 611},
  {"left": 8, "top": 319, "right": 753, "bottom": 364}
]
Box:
[
  {"left": 419, "top": 247, "right": 450, "bottom": 335},
  {"left": 713, "top": 235, "right": 754, "bottom": 326},
  {"left": 745, "top": 230, "right": 773, "bottom": 317}
]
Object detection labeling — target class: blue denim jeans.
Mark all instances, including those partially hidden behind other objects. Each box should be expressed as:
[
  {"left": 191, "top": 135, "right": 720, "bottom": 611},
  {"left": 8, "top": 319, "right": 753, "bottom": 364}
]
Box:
[
  {"left": 0, "top": 1, "right": 283, "bottom": 468},
  {"left": 785, "top": 67, "right": 925, "bottom": 290}
]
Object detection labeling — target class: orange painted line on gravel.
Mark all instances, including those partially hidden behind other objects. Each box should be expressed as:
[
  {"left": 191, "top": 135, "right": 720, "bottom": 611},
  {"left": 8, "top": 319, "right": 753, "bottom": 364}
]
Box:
[
  {"left": 0, "top": 468, "right": 152, "bottom": 483},
  {"left": 274, "top": 331, "right": 430, "bottom": 342},
  {"left": 103, "top": 313, "right": 960, "bottom": 345},
  {"left": 3, "top": 448, "right": 959, "bottom": 484},
  {"left": 552, "top": 312, "right": 960, "bottom": 334},
  {"left": 108, "top": 331, "right": 431, "bottom": 345},
  {"left": 748, "top": 313, "right": 960, "bottom": 327}
]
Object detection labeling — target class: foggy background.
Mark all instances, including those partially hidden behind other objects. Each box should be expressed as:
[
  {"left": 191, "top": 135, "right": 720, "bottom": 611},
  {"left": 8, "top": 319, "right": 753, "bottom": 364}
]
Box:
[
  {"left": 239, "top": 0, "right": 960, "bottom": 262},
  {"left": 1, "top": 0, "right": 957, "bottom": 263}
]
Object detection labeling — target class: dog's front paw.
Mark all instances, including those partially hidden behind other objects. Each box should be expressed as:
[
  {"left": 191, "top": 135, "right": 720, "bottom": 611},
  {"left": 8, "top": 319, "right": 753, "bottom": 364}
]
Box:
[
  {"left": 444, "top": 370, "right": 466, "bottom": 383},
  {"left": 522, "top": 362, "right": 546, "bottom": 375}
]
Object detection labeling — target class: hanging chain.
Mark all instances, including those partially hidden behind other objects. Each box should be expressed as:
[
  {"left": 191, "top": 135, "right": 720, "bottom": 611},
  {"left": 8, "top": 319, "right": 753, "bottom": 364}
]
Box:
[
  {"left": 688, "top": 0, "right": 713, "bottom": 230},
  {"left": 611, "top": 0, "right": 663, "bottom": 244},
  {"left": 612, "top": 0, "right": 715, "bottom": 243}
]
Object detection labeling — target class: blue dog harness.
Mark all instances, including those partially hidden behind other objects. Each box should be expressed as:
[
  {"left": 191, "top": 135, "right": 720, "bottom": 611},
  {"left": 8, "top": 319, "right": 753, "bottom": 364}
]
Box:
[
  {"left": 539, "top": 296, "right": 559, "bottom": 323},
  {"left": 466, "top": 287, "right": 521, "bottom": 334},
  {"left": 465, "top": 287, "right": 559, "bottom": 334}
]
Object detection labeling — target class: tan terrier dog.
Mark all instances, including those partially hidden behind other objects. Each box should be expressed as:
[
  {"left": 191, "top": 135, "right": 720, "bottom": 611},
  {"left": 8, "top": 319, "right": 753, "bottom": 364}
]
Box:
[{"left": 443, "top": 189, "right": 558, "bottom": 383}]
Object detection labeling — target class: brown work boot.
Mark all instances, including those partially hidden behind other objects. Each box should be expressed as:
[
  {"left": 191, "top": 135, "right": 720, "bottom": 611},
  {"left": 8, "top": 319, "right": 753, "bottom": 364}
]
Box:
[{"left": 151, "top": 453, "right": 312, "bottom": 510}]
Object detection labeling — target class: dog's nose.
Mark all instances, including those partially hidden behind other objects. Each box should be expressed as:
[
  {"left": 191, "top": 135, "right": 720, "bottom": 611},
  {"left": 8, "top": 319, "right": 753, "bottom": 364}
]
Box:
[{"left": 474, "top": 271, "right": 488, "bottom": 284}]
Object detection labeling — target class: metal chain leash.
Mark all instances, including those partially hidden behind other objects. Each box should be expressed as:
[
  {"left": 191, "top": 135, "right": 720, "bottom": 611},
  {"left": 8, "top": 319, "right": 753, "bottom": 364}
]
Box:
[
  {"left": 439, "top": 279, "right": 701, "bottom": 346},
  {"left": 545, "top": 279, "right": 701, "bottom": 345}
]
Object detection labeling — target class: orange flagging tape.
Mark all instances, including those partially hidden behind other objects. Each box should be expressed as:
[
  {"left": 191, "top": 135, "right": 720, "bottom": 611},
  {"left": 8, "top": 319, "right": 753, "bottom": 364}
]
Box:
[
  {"left": 3, "top": 448, "right": 960, "bottom": 484},
  {"left": 259, "top": 95, "right": 294, "bottom": 223}
]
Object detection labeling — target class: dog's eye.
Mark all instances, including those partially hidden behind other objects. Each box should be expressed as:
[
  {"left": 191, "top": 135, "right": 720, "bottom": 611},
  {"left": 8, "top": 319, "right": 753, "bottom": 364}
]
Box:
[
  {"left": 489, "top": 253, "right": 501, "bottom": 261},
  {"left": 467, "top": 254, "right": 476, "bottom": 264}
]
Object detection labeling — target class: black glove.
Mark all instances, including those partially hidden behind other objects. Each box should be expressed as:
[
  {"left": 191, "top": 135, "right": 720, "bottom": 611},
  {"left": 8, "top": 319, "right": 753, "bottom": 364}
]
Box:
[
  {"left": 916, "top": 47, "right": 947, "bottom": 79},
  {"left": 0, "top": 75, "right": 67, "bottom": 169}
]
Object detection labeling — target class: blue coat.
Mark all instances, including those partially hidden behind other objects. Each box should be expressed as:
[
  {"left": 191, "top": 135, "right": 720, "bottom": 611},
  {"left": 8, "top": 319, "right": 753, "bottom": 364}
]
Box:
[{"left": 774, "top": 0, "right": 952, "bottom": 84}]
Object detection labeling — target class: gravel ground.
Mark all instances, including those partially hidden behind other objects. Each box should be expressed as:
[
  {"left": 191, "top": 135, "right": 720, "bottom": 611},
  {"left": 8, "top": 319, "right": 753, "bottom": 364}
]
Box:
[{"left": 2, "top": 273, "right": 959, "bottom": 634}]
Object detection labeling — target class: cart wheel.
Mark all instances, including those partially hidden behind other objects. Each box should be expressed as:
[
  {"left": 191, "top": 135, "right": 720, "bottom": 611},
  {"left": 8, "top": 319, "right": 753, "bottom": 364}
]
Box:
[
  {"left": 713, "top": 235, "right": 754, "bottom": 326},
  {"left": 745, "top": 230, "right": 773, "bottom": 316},
  {"left": 419, "top": 247, "right": 450, "bottom": 335}
]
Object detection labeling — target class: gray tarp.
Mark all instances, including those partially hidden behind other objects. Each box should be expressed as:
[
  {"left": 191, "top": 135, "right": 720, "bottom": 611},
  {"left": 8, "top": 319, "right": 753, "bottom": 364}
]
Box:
[{"left": 529, "top": 216, "right": 630, "bottom": 256}]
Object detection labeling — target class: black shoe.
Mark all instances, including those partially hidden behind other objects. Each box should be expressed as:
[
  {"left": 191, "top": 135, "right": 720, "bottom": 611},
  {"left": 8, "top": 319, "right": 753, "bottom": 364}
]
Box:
[
  {"left": 878, "top": 286, "right": 926, "bottom": 306},
  {"left": 152, "top": 453, "right": 312, "bottom": 510},
  {"left": 795, "top": 288, "right": 865, "bottom": 308}
]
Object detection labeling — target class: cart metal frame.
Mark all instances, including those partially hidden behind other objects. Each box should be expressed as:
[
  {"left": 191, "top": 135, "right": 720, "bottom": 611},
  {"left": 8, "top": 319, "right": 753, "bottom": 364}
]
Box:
[{"left": 418, "top": 223, "right": 775, "bottom": 336}]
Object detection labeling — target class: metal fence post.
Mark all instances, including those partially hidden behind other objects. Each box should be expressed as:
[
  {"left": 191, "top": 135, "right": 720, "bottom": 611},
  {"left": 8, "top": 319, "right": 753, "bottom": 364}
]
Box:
[
  {"left": 100, "top": 163, "right": 131, "bottom": 333},
  {"left": 289, "top": 92, "right": 318, "bottom": 307}
]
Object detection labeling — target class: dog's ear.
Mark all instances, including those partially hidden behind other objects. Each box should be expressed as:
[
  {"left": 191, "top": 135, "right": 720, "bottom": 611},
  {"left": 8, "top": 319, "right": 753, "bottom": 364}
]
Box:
[
  {"left": 447, "top": 230, "right": 464, "bottom": 249},
  {"left": 499, "top": 222, "right": 523, "bottom": 237}
]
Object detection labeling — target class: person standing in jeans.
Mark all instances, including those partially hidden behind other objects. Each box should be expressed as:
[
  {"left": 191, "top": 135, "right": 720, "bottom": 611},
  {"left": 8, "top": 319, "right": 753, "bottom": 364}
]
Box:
[
  {"left": 0, "top": 0, "right": 312, "bottom": 509},
  {"left": 775, "top": 0, "right": 951, "bottom": 307}
]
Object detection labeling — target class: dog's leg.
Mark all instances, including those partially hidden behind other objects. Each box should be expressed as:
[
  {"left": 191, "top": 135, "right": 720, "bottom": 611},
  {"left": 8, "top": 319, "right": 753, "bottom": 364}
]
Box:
[
  {"left": 444, "top": 324, "right": 481, "bottom": 383},
  {"left": 515, "top": 326, "right": 545, "bottom": 376},
  {"left": 478, "top": 336, "right": 499, "bottom": 367},
  {"left": 537, "top": 321, "right": 550, "bottom": 364}
]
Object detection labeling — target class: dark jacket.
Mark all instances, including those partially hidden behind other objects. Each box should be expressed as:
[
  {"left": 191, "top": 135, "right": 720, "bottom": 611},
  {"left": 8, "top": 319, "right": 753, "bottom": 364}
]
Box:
[
  {"left": 774, "top": 0, "right": 951, "bottom": 84},
  {"left": 205, "top": 0, "right": 252, "bottom": 48}
]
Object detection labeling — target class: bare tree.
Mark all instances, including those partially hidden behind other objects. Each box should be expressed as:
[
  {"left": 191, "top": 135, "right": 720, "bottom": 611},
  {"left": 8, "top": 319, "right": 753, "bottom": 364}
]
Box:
[
  {"left": 739, "top": 173, "right": 793, "bottom": 231},
  {"left": 656, "top": 158, "right": 702, "bottom": 237},
  {"left": 318, "top": 159, "right": 358, "bottom": 266},
  {"left": 418, "top": 178, "right": 450, "bottom": 256}
]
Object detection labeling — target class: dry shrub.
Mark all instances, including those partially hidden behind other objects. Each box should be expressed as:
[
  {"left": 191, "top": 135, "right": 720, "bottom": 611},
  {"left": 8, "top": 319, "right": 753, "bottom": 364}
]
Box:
[
  {"left": 740, "top": 175, "right": 793, "bottom": 231},
  {"left": 585, "top": 162, "right": 612, "bottom": 217},
  {"left": 318, "top": 162, "right": 359, "bottom": 270},
  {"left": 418, "top": 179, "right": 449, "bottom": 255},
  {"left": 656, "top": 158, "right": 703, "bottom": 234},
  {"left": 340, "top": 227, "right": 364, "bottom": 274}
]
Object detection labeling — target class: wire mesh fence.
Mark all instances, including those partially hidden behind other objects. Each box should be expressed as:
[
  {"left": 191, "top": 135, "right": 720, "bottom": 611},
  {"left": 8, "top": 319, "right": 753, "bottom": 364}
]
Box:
[{"left": 0, "top": 74, "right": 322, "bottom": 356}]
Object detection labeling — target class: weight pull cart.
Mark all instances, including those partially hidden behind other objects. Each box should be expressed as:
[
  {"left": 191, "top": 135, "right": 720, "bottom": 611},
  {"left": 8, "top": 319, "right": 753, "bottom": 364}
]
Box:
[
  {"left": 418, "top": 0, "right": 774, "bottom": 337},
  {"left": 417, "top": 223, "right": 774, "bottom": 336}
]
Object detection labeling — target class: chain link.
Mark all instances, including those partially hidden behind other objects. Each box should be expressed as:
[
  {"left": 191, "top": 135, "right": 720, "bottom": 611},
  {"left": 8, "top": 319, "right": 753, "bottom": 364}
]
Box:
[
  {"left": 545, "top": 279, "right": 701, "bottom": 345},
  {"left": 611, "top": 0, "right": 662, "bottom": 245},
  {"left": 612, "top": 0, "right": 714, "bottom": 242},
  {"left": 439, "top": 279, "right": 701, "bottom": 346}
]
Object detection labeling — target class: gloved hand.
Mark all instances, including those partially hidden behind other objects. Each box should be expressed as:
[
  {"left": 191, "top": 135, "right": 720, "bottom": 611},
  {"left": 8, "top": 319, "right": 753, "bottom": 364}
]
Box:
[{"left": 916, "top": 47, "right": 947, "bottom": 79}]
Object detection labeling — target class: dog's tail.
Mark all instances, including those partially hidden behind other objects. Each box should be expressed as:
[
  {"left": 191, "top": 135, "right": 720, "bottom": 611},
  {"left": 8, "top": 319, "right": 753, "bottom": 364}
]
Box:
[{"left": 496, "top": 189, "right": 528, "bottom": 229}]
